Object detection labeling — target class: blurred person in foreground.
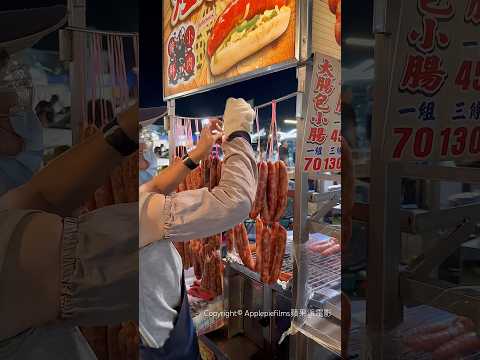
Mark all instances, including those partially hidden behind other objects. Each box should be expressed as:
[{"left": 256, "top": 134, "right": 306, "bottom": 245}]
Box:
[
  {"left": 138, "top": 98, "right": 257, "bottom": 360},
  {"left": 0, "top": 103, "right": 139, "bottom": 359},
  {"left": 139, "top": 140, "right": 158, "bottom": 185},
  {"left": 0, "top": 50, "right": 44, "bottom": 196}
]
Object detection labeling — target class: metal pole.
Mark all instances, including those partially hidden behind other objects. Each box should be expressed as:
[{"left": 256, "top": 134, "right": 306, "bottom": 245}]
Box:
[
  {"left": 289, "top": 62, "right": 312, "bottom": 360},
  {"left": 68, "top": 0, "right": 86, "bottom": 144},
  {"left": 167, "top": 99, "right": 176, "bottom": 163},
  {"left": 366, "top": 0, "right": 404, "bottom": 358}
]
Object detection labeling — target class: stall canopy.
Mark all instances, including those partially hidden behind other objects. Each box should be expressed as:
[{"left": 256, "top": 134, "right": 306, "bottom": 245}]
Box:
[{"left": 0, "top": 5, "right": 67, "bottom": 55}]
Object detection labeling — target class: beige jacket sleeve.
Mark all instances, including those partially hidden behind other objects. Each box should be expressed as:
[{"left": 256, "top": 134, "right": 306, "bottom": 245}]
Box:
[{"left": 139, "top": 137, "right": 257, "bottom": 247}]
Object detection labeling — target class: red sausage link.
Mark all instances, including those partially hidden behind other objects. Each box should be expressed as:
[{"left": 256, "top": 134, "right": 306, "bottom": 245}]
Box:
[
  {"left": 269, "top": 223, "right": 287, "bottom": 284},
  {"left": 404, "top": 317, "right": 474, "bottom": 352},
  {"left": 260, "top": 226, "right": 272, "bottom": 283},
  {"left": 267, "top": 161, "right": 278, "bottom": 220},
  {"left": 194, "top": 257, "right": 202, "bottom": 280},
  {"left": 235, "top": 223, "right": 255, "bottom": 270},
  {"left": 274, "top": 160, "right": 288, "bottom": 222},
  {"left": 185, "top": 172, "right": 193, "bottom": 191},
  {"left": 255, "top": 218, "right": 264, "bottom": 273},
  {"left": 432, "top": 332, "right": 480, "bottom": 360},
  {"left": 207, "top": 0, "right": 287, "bottom": 58},
  {"left": 183, "top": 240, "right": 192, "bottom": 270},
  {"left": 320, "top": 244, "right": 341, "bottom": 257},
  {"left": 261, "top": 197, "right": 271, "bottom": 224},
  {"left": 214, "top": 253, "right": 223, "bottom": 295},
  {"left": 251, "top": 161, "right": 268, "bottom": 219},
  {"left": 329, "top": 0, "right": 339, "bottom": 14},
  {"left": 226, "top": 228, "right": 235, "bottom": 252},
  {"left": 241, "top": 223, "right": 255, "bottom": 270}
]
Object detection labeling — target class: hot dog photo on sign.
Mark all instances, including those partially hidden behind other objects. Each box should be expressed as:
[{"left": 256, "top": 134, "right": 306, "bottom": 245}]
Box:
[{"left": 163, "top": 0, "right": 297, "bottom": 98}]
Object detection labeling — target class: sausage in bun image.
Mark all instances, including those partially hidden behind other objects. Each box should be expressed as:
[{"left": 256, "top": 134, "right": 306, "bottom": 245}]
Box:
[{"left": 207, "top": 0, "right": 292, "bottom": 76}]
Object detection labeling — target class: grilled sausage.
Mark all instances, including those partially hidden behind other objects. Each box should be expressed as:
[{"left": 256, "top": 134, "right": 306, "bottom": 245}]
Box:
[
  {"left": 274, "top": 160, "right": 288, "bottom": 222},
  {"left": 432, "top": 332, "right": 480, "bottom": 360},
  {"left": 235, "top": 223, "right": 255, "bottom": 270},
  {"left": 255, "top": 218, "right": 264, "bottom": 274},
  {"left": 251, "top": 161, "right": 268, "bottom": 219},
  {"left": 267, "top": 161, "right": 278, "bottom": 220},
  {"left": 226, "top": 228, "right": 235, "bottom": 253},
  {"left": 404, "top": 316, "right": 474, "bottom": 352},
  {"left": 269, "top": 223, "right": 287, "bottom": 284},
  {"left": 260, "top": 225, "right": 272, "bottom": 283}
]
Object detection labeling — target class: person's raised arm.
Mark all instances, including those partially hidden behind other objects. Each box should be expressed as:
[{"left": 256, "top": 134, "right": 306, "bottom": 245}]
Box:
[
  {"left": 0, "top": 104, "right": 139, "bottom": 216},
  {"left": 140, "top": 120, "right": 223, "bottom": 195},
  {"left": 139, "top": 98, "right": 257, "bottom": 247}
]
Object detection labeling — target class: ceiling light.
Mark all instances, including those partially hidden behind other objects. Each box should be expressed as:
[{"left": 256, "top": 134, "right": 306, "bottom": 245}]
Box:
[{"left": 284, "top": 119, "right": 297, "bottom": 124}]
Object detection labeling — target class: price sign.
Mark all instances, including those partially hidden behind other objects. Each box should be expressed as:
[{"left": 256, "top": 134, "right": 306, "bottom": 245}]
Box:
[
  {"left": 302, "top": 53, "right": 341, "bottom": 174},
  {"left": 384, "top": 0, "right": 480, "bottom": 161}
]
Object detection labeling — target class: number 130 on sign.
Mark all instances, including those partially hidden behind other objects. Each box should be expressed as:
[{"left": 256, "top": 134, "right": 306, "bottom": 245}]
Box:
[
  {"left": 392, "top": 126, "right": 480, "bottom": 159},
  {"left": 304, "top": 157, "right": 342, "bottom": 172}
]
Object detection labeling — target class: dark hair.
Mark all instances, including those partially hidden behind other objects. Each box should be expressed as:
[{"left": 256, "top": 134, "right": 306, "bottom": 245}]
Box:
[{"left": 87, "top": 99, "right": 114, "bottom": 128}]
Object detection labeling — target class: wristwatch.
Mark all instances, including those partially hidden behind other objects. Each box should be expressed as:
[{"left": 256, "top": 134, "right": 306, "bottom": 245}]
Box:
[
  {"left": 182, "top": 153, "right": 200, "bottom": 170},
  {"left": 103, "top": 117, "right": 138, "bottom": 156}
]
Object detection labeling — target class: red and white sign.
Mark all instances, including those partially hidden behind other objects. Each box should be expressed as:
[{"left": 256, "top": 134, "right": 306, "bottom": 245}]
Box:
[
  {"left": 384, "top": 0, "right": 480, "bottom": 161},
  {"left": 302, "top": 53, "right": 341, "bottom": 174}
]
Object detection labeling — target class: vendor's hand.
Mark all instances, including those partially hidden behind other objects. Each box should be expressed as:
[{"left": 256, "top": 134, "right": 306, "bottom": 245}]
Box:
[
  {"left": 222, "top": 97, "right": 255, "bottom": 138},
  {"left": 189, "top": 120, "right": 223, "bottom": 162}
]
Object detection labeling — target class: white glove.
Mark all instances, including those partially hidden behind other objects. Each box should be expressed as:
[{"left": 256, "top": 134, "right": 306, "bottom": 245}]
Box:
[{"left": 223, "top": 98, "right": 255, "bottom": 137}]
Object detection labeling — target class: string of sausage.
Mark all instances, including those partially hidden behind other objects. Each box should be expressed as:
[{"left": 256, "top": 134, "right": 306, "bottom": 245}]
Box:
[
  {"left": 172, "top": 147, "right": 224, "bottom": 296},
  {"left": 329, "top": 0, "right": 341, "bottom": 46},
  {"left": 235, "top": 223, "right": 255, "bottom": 271},
  {"left": 268, "top": 223, "right": 287, "bottom": 284},
  {"left": 247, "top": 159, "right": 289, "bottom": 284}
]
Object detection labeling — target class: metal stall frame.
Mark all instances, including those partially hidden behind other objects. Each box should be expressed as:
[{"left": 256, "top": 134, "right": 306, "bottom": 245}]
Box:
[
  {"left": 367, "top": 1, "right": 480, "bottom": 358},
  {"left": 164, "top": 0, "right": 343, "bottom": 357}
]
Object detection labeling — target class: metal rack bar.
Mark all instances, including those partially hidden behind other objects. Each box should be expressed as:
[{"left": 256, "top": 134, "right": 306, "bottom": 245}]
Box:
[
  {"left": 65, "top": 26, "right": 138, "bottom": 37},
  {"left": 169, "top": 91, "right": 301, "bottom": 121},
  {"left": 255, "top": 92, "right": 300, "bottom": 110}
]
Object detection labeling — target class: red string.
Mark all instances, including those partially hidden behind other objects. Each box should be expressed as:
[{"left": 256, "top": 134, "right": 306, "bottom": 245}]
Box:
[
  {"left": 255, "top": 108, "right": 260, "bottom": 160},
  {"left": 272, "top": 101, "right": 278, "bottom": 160}
]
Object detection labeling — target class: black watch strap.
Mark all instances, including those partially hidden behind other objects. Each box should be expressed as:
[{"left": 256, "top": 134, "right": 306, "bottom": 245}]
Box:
[
  {"left": 182, "top": 154, "right": 199, "bottom": 170},
  {"left": 103, "top": 117, "right": 138, "bottom": 156},
  {"left": 227, "top": 131, "right": 251, "bottom": 145}
]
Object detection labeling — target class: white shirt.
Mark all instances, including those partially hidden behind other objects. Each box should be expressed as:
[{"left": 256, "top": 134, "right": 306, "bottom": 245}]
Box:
[{"left": 138, "top": 137, "right": 257, "bottom": 348}]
